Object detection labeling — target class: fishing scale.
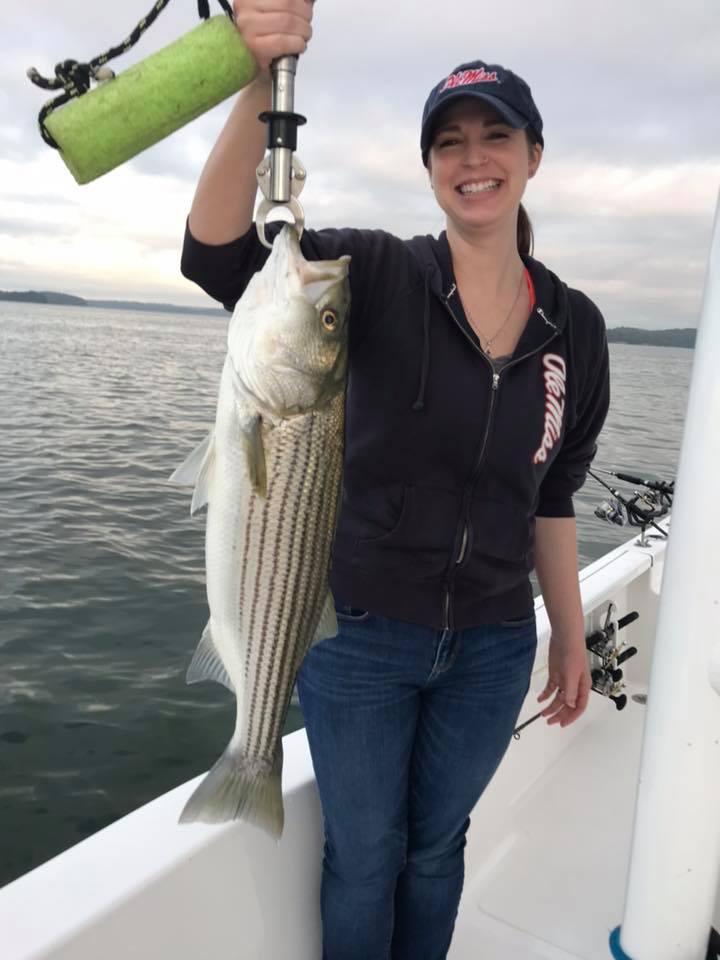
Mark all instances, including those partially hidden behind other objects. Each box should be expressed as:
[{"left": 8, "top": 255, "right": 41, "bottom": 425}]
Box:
[{"left": 255, "top": 56, "right": 307, "bottom": 249}]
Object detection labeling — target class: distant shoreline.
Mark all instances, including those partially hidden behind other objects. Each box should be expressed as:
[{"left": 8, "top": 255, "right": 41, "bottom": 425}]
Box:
[
  {"left": 0, "top": 289, "right": 226, "bottom": 319},
  {"left": 605, "top": 327, "right": 695, "bottom": 349},
  {"left": 0, "top": 290, "right": 697, "bottom": 347}
]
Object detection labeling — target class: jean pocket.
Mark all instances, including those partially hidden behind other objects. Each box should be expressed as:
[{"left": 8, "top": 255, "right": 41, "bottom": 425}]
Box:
[
  {"left": 499, "top": 610, "right": 537, "bottom": 629},
  {"left": 335, "top": 602, "right": 370, "bottom": 623}
]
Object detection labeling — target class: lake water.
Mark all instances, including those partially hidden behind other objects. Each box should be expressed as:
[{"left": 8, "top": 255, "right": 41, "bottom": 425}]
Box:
[{"left": 0, "top": 302, "right": 692, "bottom": 888}]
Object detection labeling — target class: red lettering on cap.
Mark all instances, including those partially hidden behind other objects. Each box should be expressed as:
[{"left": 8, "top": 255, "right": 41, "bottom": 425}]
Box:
[{"left": 440, "top": 68, "right": 499, "bottom": 92}]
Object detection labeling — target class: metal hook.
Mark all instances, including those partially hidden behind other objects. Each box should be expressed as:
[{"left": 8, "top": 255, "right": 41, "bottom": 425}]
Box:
[{"left": 255, "top": 155, "right": 307, "bottom": 250}]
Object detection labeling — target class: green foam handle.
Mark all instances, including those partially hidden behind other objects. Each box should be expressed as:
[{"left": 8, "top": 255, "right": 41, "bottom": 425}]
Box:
[{"left": 44, "top": 16, "right": 257, "bottom": 184}]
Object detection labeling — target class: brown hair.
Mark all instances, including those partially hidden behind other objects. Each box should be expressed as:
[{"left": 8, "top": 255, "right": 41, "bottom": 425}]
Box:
[{"left": 517, "top": 203, "right": 534, "bottom": 257}]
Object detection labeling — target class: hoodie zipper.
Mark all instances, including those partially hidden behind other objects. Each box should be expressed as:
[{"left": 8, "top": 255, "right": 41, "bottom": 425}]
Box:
[
  {"left": 451, "top": 367, "right": 498, "bottom": 577},
  {"left": 439, "top": 284, "right": 559, "bottom": 630}
]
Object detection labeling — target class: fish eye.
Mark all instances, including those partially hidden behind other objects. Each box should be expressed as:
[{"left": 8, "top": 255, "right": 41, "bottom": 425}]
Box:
[{"left": 321, "top": 308, "right": 338, "bottom": 331}]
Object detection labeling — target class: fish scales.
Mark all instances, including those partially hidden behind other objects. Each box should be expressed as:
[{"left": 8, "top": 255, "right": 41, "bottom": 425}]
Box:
[
  {"left": 244, "top": 430, "right": 307, "bottom": 761},
  {"left": 242, "top": 421, "right": 311, "bottom": 759},
  {"left": 241, "top": 400, "right": 343, "bottom": 763},
  {"left": 174, "top": 224, "right": 351, "bottom": 834},
  {"left": 272, "top": 410, "right": 343, "bottom": 743},
  {"left": 253, "top": 428, "right": 319, "bottom": 759},
  {"left": 274, "top": 431, "right": 338, "bottom": 740}
]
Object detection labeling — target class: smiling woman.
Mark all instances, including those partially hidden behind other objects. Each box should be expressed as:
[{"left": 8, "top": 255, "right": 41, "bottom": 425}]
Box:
[
  {"left": 178, "top": 4, "right": 610, "bottom": 957},
  {"left": 426, "top": 100, "right": 541, "bottom": 260},
  {"left": 422, "top": 64, "right": 543, "bottom": 262},
  {"left": 424, "top": 101, "right": 542, "bottom": 355}
]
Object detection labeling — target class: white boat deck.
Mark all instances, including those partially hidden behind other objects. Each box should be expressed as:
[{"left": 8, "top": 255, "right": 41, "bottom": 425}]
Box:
[
  {"left": 450, "top": 680, "right": 648, "bottom": 960},
  {"left": 3, "top": 521, "right": 719, "bottom": 959}
]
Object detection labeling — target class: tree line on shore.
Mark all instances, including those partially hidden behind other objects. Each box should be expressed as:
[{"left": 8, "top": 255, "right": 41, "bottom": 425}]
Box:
[{"left": 0, "top": 290, "right": 697, "bottom": 346}]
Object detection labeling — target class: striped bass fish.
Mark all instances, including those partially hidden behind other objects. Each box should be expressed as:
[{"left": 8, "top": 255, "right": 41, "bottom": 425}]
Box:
[{"left": 171, "top": 224, "right": 350, "bottom": 835}]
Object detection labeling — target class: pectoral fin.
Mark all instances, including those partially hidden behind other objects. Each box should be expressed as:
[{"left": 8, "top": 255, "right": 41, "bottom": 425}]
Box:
[
  {"left": 169, "top": 431, "right": 216, "bottom": 515},
  {"left": 241, "top": 414, "right": 267, "bottom": 497}
]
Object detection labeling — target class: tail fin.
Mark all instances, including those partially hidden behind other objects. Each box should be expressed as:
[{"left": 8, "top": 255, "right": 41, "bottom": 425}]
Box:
[{"left": 179, "top": 742, "right": 284, "bottom": 838}]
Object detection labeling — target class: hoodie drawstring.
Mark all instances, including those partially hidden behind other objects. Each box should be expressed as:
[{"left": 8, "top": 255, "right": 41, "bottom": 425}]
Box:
[{"left": 412, "top": 267, "right": 432, "bottom": 412}]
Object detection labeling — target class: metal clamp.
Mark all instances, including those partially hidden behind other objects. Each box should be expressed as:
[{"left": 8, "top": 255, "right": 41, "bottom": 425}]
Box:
[{"left": 255, "top": 155, "right": 306, "bottom": 249}]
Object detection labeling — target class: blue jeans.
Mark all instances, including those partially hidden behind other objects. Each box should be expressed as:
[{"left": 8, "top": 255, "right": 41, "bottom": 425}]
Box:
[{"left": 296, "top": 603, "right": 537, "bottom": 960}]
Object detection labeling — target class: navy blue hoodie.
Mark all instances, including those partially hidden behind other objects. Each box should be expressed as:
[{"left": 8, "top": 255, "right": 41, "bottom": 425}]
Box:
[{"left": 181, "top": 222, "right": 610, "bottom": 630}]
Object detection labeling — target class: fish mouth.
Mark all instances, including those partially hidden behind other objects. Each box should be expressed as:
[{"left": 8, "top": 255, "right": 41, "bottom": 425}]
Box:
[
  {"left": 299, "top": 258, "right": 350, "bottom": 304},
  {"left": 270, "top": 224, "right": 349, "bottom": 303}
]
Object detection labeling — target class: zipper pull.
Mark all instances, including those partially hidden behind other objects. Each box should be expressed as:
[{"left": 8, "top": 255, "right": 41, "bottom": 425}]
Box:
[
  {"left": 456, "top": 524, "right": 468, "bottom": 564},
  {"left": 492, "top": 372, "right": 500, "bottom": 391},
  {"left": 537, "top": 307, "right": 557, "bottom": 330}
]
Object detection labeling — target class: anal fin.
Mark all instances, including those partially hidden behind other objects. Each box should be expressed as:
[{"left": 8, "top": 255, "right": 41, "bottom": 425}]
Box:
[{"left": 186, "top": 620, "right": 235, "bottom": 693}]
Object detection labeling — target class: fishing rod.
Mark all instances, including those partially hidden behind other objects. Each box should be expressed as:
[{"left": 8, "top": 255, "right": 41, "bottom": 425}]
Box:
[
  {"left": 513, "top": 604, "right": 639, "bottom": 739},
  {"left": 513, "top": 464, "right": 675, "bottom": 740},
  {"left": 589, "top": 467, "right": 673, "bottom": 545},
  {"left": 591, "top": 467, "right": 674, "bottom": 497}
]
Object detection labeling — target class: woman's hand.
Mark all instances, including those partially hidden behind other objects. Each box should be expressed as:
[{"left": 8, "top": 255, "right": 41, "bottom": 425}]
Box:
[
  {"left": 537, "top": 633, "right": 591, "bottom": 728},
  {"left": 233, "top": 0, "right": 315, "bottom": 77}
]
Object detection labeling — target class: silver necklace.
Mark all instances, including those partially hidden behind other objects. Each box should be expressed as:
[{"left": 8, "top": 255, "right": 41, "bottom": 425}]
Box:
[{"left": 461, "top": 270, "right": 526, "bottom": 357}]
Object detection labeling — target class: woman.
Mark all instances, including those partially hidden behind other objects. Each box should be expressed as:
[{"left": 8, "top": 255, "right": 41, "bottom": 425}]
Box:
[{"left": 180, "top": 2, "right": 610, "bottom": 957}]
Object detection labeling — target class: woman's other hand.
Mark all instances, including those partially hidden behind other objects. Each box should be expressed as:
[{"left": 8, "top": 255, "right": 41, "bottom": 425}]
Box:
[
  {"left": 233, "top": 0, "right": 315, "bottom": 77},
  {"left": 536, "top": 633, "right": 591, "bottom": 728}
]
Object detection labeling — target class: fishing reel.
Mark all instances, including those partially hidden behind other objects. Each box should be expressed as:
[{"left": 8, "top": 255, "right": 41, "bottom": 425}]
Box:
[
  {"left": 590, "top": 469, "right": 674, "bottom": 545},
  {"left": 595, "top": 498, "right": 624, "bottom": 526},
  {"left": 585, "top": 602, "right": 639, "bottom": 711},
  {"left": 513, "top": 601, "right": 639, "bottom": 739}
]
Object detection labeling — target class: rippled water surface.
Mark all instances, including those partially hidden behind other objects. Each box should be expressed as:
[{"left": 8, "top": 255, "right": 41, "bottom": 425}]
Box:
[{"left": 0, "top": 302, "right": 692, "bottom": 887}]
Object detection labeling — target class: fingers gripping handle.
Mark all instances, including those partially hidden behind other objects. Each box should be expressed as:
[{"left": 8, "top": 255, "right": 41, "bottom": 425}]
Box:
[{"left": 255, "top": 55, "right": 307, "bottom": 249}]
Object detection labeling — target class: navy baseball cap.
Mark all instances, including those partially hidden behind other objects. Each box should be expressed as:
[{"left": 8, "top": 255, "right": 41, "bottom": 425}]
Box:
[{"left": 421, "top": 60, "right": 544, "bottom": 166}]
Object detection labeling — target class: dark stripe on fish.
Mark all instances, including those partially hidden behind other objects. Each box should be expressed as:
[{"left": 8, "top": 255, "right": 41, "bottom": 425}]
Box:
[
  {"left": 265, "top": 415, "right": 325, "bottom": 757},
  {"left": 244, "top": 465, "right": 272, "bottom": 751},
  {"left": 239, "top": 492, "right": 257, "bottom": 635},
  {"left": 237, "top": 398, "right": 344, "bottom": 769},
  {"left": 251, "top": 427, "right": 305, "bottom": 759}
]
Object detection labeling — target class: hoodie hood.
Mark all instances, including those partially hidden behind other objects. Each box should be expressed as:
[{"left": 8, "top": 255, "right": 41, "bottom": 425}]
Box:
[
  {"left": 403, "top": 230, "right": 570, "bottom": 411},
  {"left": 406, "top": 230, "right": 569, "bottom": 336}
]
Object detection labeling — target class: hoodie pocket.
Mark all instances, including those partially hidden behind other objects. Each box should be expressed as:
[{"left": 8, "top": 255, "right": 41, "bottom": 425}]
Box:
[
  {"left": 460, "top": 497, "right": 531, "bottom": 590},
  {"left": 352, "top": 483, "right": 462, "bottom": 579}
]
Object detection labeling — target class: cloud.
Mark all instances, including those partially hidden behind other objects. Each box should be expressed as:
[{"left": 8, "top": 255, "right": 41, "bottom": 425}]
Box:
[
  {"left": 0, "top": 217, "right": 74, "bottom": 239},
  {"left": 2, "top": 0, "right": 719, "bottom": 320}
]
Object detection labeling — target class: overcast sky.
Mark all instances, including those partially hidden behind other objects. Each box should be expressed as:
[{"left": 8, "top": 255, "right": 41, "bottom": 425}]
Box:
[{"left": 2, "top": 0, "right": 719, "bottom": 328}]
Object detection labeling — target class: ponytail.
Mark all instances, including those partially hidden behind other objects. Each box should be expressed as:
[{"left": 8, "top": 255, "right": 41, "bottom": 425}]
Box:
[{"left": 517, "top": 203, "right": 534, "bottom": 257}]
